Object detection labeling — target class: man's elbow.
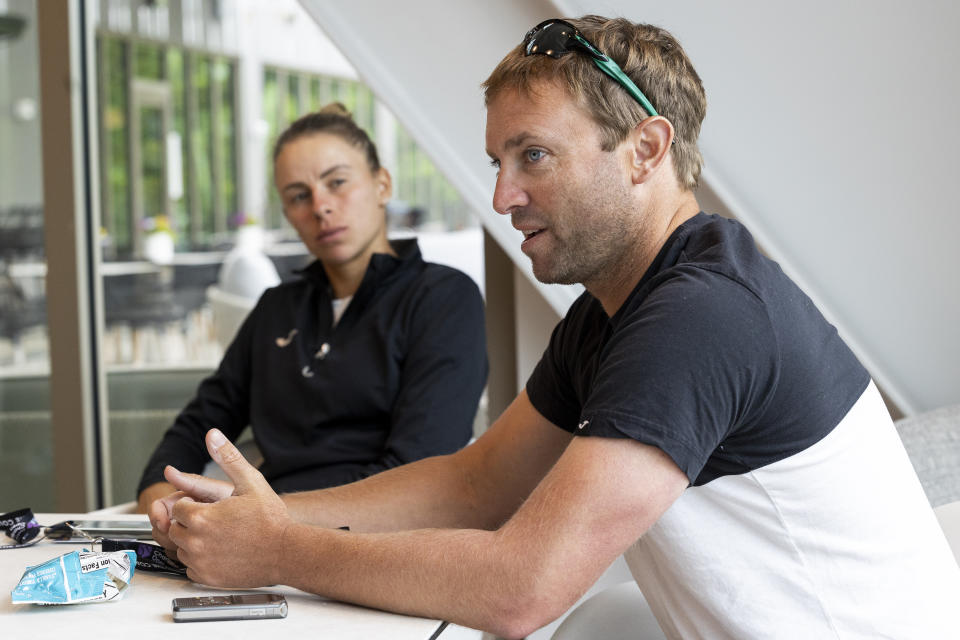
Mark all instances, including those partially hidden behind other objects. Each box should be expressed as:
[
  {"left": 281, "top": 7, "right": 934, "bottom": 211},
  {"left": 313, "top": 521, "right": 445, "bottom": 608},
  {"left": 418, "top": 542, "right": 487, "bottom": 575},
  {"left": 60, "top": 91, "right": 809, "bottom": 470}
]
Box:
[
  {"left": 486, "top": 612, "right": 555, "bottom": 640},
  {"left": 479, "top": 567, "right": 584, "bottom": 639},
  {"left": 484, "top": 597, "right": 573, "bottom": 639}
]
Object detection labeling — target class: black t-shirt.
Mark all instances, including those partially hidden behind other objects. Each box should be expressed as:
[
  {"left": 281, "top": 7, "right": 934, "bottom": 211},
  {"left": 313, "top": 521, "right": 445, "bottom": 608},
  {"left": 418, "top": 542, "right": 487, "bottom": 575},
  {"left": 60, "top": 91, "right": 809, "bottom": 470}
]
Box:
[{"left": 526, "top": 213, "right": 869, "bottom": 486}]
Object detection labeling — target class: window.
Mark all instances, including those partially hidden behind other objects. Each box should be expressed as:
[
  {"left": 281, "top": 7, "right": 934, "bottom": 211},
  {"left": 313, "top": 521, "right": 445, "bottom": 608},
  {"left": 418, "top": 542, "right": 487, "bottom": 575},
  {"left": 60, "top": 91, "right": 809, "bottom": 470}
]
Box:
[
  {"left": 97, "top": 33, "right": 239, "bottom": 257},
  {"left": 92, "top": 8, "right": 245, "bottom": 504},
  {"left": 0, "top": 0, "right": 53, "bottom": 509}
]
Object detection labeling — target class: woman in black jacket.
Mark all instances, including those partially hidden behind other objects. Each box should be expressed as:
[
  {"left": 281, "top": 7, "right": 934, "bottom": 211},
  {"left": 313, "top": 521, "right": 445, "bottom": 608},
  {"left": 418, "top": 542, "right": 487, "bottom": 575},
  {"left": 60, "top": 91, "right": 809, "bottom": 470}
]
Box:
[{"left": 136, "top": 104, "right": 487, "bottom": 510}]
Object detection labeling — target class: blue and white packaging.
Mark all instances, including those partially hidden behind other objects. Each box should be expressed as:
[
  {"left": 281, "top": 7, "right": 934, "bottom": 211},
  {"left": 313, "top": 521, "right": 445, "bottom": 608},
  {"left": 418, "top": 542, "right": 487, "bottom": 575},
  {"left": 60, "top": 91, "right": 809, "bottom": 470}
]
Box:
[{"left": 11, "top": 549, "right": 137, "bottom": 605}]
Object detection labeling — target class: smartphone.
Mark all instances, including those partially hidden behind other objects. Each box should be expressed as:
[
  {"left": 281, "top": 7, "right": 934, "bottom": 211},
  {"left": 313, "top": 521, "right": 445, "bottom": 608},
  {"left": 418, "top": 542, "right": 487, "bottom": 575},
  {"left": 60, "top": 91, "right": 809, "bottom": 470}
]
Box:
[
  {"left": 172, "top": 593, "right": 288, "bottom": 622},
  {"left": 45, "top": 519, "right": 154, "bottom": 541}
]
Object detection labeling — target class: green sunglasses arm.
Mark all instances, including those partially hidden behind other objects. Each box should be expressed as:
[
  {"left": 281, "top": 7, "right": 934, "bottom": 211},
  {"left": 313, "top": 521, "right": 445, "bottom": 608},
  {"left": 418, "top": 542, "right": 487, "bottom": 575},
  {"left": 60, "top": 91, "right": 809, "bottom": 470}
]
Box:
[{"left": 592, "top": 58, "right": 659, "bottom": 117}]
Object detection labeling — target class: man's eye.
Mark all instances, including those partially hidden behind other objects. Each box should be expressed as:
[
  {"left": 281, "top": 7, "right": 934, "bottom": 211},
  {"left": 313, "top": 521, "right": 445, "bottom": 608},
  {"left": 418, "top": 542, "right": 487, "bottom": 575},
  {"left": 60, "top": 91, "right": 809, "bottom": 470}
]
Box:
[
  {"left": 525, "top": 149, "right": 545, "bottom": 162},
  {"left": 329, "top": 178, "right": 346, "bottom": 189},
  {"left": 290, "top": 192, "right": 309, "bottom": 203}
]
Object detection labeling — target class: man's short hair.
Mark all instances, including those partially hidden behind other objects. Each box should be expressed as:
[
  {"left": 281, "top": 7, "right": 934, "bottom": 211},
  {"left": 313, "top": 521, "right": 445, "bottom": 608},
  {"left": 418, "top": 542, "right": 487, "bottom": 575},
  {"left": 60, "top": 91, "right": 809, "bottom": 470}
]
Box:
[{"left": 483, "top": 15, "right": 707, "bottom": 190}]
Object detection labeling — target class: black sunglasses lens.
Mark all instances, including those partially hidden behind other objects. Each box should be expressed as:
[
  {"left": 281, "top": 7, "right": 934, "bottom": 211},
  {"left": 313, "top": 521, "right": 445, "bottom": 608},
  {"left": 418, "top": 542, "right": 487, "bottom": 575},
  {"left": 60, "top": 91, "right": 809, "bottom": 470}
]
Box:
[{"left": 525, "top": 20, "right": 577, "bottom": 59}]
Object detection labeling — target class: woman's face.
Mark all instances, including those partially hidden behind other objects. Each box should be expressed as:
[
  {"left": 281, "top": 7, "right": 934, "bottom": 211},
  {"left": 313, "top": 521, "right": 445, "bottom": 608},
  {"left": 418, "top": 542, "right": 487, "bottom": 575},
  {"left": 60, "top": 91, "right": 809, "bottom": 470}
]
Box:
[{"left": 274, "top": 132, "right": 392, "bottom": 268}]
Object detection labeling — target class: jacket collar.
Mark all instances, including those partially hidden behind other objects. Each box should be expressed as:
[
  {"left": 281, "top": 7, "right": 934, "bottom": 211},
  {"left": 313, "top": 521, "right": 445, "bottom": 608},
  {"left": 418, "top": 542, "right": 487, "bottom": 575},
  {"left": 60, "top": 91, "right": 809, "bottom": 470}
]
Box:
[{"left": 296, "top": 237, "right": 422, "bottom": 296}]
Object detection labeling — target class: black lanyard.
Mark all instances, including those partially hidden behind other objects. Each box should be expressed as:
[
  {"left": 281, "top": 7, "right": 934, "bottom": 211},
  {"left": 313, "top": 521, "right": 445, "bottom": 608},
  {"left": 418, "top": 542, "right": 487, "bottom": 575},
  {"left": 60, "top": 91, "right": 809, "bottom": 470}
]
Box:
[
  {"left": 0, "top": 507, "right": 43, "bottom": 549},
  {"left": 97, "top": 538, "right": 188, "bottom": 576}
]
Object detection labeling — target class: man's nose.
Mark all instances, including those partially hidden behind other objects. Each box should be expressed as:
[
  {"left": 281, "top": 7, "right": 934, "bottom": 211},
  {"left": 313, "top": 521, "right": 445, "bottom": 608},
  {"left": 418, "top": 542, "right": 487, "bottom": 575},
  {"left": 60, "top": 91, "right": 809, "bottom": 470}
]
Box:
[{"left": 492, "top": 172, "right": 530, "bottom": 216}]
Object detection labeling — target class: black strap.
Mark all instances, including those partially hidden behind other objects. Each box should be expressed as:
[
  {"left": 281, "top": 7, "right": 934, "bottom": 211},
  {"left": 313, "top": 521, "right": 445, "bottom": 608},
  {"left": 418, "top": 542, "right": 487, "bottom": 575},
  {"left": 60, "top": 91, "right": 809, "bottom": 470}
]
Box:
[
  {"left": 0, "top": 508, "right": 43, "bottom": 549},
  {"left": 99, "top": 538, "right": 188, "bottom": 576}
]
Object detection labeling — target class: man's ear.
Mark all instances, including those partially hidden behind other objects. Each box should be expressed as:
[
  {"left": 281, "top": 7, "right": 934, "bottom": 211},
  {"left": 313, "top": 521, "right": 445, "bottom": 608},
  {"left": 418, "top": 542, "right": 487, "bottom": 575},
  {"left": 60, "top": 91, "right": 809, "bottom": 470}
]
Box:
[
  {"left": 376, "top": 167, "right": 393, "bottom": 206},
  {"left": 628, "top": 116, "right": 674, "bottom": 185}
]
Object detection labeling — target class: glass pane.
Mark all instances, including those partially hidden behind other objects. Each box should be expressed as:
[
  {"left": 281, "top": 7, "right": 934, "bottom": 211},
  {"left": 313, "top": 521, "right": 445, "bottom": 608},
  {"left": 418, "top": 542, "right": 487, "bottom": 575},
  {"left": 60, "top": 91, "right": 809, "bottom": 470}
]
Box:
[
  {"left": 285, "top": 73, "right": 300, "bottom": 124},
  {"left": 318, "top": 74, "right": 333, "bottom": 107},
  {"left": 0, "top": 0, "right": 54, "bottom": 509},
  {"left": 192, "top": 54, "right": 213, "bottom": 241},
  {"left": 348, "top": 83, "right": 374, "bottom": 136},
  {"left": 134, "top": 42, "right": 163, "bottom": 80},
  {"left": 167, "top": 47, "right": 190, "bottom": 247},
  {"left": 262, "top": 69, "right": 281, "bottom": 228},
  {"left": 100, "top": 36, "right": 131, "bottom": 258},
  {"left": 95, "top": 42, "right": 229, "bottom": 506},
  {"left": 213, "top": 58, "right": 237, "bottom": 232},
  {"left": 309, "top": 77, "right": 321, "bottom": 111},
  {"left": 139, "top": 105, "right": 166, "bottom": 221},
  {"left": 338, "top": 78, "right": 356, "bottom": 112},
  {"left": 107, "top": 368, "right": 212, "bottom": 505},
  {"left": 329, "top": 74, "right": 343, "bottom": 103},
  {"left": 393, "top": 120, "right": 470, "bottom": 230}
]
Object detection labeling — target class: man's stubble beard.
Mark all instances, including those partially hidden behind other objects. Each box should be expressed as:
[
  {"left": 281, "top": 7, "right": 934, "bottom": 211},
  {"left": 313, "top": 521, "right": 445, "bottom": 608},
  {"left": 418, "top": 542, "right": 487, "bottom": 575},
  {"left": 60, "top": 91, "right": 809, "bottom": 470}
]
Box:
[{"left": 531, "top": 168, "right": 640, "bottom": 287}]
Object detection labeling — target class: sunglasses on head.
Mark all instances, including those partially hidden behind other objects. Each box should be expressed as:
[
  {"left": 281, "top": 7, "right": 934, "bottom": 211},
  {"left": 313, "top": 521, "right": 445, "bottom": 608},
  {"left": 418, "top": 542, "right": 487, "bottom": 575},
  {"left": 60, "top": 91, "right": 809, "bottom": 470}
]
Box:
[{"left": 523, "top": 19, "right": 659, "bottom": 118}]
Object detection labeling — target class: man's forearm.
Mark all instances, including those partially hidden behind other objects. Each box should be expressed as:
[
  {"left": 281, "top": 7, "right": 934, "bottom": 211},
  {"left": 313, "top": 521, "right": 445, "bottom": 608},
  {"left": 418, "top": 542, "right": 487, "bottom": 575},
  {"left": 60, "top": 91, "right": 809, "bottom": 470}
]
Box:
[
  {"left": 281, "top": 394, "right": 573, "bottom": 535},
  {"left": 275, "top": 520, "right": 555, "bottom": 637},
  {"left": 272, "top": 435, "right": 687, "bottom": 639},
  {"left": 165, "top": 404, "right": 599, "bottom": 637},
  {"left": 282, "top": 450, "right": 504, "bottom": 533}
]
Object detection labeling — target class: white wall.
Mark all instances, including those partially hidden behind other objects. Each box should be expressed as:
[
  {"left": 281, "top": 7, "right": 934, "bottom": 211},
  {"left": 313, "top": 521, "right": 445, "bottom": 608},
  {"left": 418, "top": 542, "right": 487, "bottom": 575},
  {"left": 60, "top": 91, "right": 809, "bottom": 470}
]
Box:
[{"left": 558, "top": 0, "right": 960, "bottom": 414}]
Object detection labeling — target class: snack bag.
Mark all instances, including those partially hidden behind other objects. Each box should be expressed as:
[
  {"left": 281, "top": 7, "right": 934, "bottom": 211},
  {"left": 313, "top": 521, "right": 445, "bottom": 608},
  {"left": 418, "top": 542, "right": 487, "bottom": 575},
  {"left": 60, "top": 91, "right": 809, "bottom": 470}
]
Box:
[{"left": 11, "top": 549, "right": 136, "bottom": 605}]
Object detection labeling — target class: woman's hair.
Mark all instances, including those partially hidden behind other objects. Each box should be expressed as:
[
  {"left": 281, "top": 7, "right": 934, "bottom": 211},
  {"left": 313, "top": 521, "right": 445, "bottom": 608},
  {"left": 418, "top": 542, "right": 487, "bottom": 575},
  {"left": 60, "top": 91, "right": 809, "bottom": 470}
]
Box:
[{"left": 272, "top": 102, "right": 381, "bottom": 172}]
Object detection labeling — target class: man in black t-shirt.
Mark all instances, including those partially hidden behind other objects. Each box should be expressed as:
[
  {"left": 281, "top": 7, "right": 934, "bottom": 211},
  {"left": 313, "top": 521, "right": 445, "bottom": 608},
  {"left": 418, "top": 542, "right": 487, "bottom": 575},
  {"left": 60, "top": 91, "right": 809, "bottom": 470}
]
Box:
[{"left": 145, "top": 16, "right": 960, "bottom": 638}]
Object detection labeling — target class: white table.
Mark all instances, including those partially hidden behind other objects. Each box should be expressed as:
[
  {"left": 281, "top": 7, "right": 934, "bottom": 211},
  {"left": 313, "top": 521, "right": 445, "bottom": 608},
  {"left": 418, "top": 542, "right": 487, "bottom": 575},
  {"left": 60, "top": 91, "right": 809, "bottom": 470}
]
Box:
[{"left": 1, "top": 513, "right": 448, "bottom": 639}]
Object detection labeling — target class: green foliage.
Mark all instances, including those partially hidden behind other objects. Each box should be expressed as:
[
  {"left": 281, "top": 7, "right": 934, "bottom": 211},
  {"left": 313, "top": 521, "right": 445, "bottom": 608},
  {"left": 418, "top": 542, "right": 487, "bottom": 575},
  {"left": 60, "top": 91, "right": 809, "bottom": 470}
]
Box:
[{"left": 97, "top": 34, "right": 238, "bottom": 255}]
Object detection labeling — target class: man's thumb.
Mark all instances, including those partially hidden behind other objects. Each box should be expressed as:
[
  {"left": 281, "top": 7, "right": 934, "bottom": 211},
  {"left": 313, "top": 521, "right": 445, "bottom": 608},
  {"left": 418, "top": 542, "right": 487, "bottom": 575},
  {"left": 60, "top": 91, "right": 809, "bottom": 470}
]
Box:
[{"left": 206, "top": 428, "right": 269, "bottom": 493}]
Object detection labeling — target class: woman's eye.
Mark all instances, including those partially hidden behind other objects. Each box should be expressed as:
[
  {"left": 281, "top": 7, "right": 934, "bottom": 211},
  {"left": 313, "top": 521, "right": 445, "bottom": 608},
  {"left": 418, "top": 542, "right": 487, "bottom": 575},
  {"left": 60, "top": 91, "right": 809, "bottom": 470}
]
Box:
[
  {"left": 329, "top": 178, "right": 346, "bottom": 189},
  {"left": 525, "top": 149, "right": 545, "bottom": 163},
  {"left": 290, "top": 192, "right": 309, "bottom": 203}
]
